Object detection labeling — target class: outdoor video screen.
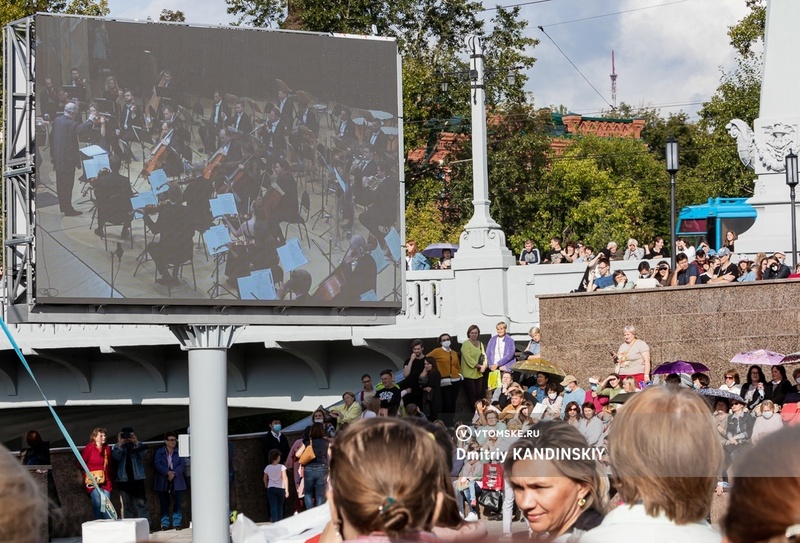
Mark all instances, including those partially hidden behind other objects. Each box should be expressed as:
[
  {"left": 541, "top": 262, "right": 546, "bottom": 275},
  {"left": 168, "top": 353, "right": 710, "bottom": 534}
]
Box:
[{"left": 33, "top": 14, "right": 402, "bottom": 308}]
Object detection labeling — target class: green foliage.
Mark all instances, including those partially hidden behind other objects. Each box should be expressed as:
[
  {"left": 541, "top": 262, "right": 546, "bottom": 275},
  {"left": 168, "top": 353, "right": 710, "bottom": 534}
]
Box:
[
  {"left": 159, "top": 9, "right": 186, "bottom": 22},
  {"left": 65, "top": 0, "right": 108, "bottom": 16},
  {"left": 728, "top": 0, "right": 765, "bottom": 58},
  {"left": 404, "top": 200, "right": 461, "bottom": 248}
]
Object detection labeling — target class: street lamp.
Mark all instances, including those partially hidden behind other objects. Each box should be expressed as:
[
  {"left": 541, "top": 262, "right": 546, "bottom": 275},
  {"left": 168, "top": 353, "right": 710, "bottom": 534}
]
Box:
[
  {"left": 665, "top": 136, "right": 679, "bottom": 270},
  {"left": 785, "top": 151, "right": 798, "bottom": 267}
]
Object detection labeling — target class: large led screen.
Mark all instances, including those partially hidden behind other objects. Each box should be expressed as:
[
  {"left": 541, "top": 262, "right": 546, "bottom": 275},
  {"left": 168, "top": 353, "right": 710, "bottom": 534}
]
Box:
[{"left": 33, "top": 14, "right": 403, "bottom": 308}]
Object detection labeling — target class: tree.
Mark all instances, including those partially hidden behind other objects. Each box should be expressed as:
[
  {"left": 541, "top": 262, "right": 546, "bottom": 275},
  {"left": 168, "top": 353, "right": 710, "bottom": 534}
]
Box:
[{"left": 159, "top": 9, "right": 186, "bottom": 22}]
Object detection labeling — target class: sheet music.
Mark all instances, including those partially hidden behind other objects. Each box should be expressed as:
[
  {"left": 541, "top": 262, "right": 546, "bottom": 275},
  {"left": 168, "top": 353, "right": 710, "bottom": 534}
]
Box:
[
  {"left": 333, "top": 167, "right": 347, "bottom": 192},
  {"left": 79, "top": 144, "right": 107, "bottom": 157},
  {"left": 359, "top": 289, "right": 378, "bottom": 302},
  {"left": 238, "top": 268, "right": 278, "bottom": 300},
  {"left": 130, "top": 191, "right": 158, "bottom": 219},
  {"left": 204, "top": 224, "right": 232, "bottom": 255},
  {"left": 277, "top": 238, "right": 308, "bottom": 273},
  {"left": 148, "top": 169, "right": 170, "bottom": 195},
  {"left": 209, "top": 193, "right": 238, "bottom": 218},
  {"left": 384, "top": 227, "right": 402, "bottom": 262},
  {"left": 83, "top": 154, "right": 110, "bottom": 179},
  {"left": 370, "top": 245, "right": 390, "bottom": 272}
]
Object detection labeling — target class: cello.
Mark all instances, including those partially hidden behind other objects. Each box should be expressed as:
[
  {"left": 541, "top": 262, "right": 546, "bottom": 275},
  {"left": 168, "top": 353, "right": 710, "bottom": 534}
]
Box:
[
  {"left": 203, "top": 146, "right": 227, "bottom": 180},
  {"left": 141, "top": 129, "right": 173, "bottom": 178}
]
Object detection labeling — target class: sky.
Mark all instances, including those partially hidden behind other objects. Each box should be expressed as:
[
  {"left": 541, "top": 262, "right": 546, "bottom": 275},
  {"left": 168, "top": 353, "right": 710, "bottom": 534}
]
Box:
[{"left": 104, "top": 0, "right": 752, "bottom": 119}]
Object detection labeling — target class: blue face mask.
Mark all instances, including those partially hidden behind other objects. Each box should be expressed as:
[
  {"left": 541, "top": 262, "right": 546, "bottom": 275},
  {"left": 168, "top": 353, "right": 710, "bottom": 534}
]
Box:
[
  {"left": 590, "top": 384, "right": 598, "bottom": 391},
  {"left": 272, "top": 425, "right": 281, "bottom": 432}
]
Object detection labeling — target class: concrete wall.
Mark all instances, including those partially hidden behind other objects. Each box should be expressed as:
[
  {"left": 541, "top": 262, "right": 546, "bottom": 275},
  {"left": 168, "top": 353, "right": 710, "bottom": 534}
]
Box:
[
  {"left": 538, "top": 279, "right": 800, "bottom": 386},
  {"left": 42, "top": 433, "right": 298, "bottom": 538}
]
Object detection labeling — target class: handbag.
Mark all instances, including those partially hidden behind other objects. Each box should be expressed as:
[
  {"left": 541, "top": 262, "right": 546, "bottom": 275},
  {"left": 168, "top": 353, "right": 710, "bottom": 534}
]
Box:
[
  {"left": 481, "top": 463, "right": 504, "bottom": 491},
  {"left": 84, "top": 446, "right": 108, "bottom": 486},
  {"left": 84, "top": 469, "right": 106, "bottom": 486},
  {"left": 477, "top": 489, "right": 502, "bottom": 513},
  {"left": 487, "top": 370, "right": 502, "bottom": 390},
  {"left": 298, "top": 440, "right": 316, "bottom": 466}
]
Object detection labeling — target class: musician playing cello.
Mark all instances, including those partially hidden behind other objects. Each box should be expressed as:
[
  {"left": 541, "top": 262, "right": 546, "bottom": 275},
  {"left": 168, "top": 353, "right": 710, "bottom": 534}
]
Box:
[
  {"left": 312, "top": 234, "right": 377, "bottom": 304},
  {"left": 224, "top": 196, "right": 283, "bottom": 290},
  {"left": 220, "top": 143, "right": 261, "bottom": 215},
  {"left": 141, "top": 185, "right": 194, "bottom": 287},
  {"left": 159, "top": 105, "right": 190, "bottom": 176}
]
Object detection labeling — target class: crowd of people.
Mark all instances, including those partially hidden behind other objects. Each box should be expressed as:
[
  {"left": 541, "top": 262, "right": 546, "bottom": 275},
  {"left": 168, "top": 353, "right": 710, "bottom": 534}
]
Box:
[
  {"left": 516, "top": 233, "right": 800, "bottom": 291},
  {"left": 5, "top": 322, "right": 799, "bottom": 541},
  {"left": 254, "top": 324, "right": 800, "bottom": 542}
]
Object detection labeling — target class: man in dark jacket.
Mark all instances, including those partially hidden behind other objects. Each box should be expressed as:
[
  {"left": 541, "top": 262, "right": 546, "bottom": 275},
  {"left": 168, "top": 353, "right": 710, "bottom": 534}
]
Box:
[
  {"left": 261, "top": 417, "right": 290, "bottom": 467},
  {"left": 50, "top": 102, "right": 93, "bottom": 215}
]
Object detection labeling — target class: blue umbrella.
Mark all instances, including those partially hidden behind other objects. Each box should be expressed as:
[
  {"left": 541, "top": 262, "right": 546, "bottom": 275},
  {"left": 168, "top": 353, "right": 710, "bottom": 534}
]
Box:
[
  {"left": 422, "top": 243, "right": 459, "bottom": 259},
  {"left": 652, "top": 360, "right": 710, "bottom": 375},
  {"left": 697, "top": 388, "right": 745, "bottom": 403}
]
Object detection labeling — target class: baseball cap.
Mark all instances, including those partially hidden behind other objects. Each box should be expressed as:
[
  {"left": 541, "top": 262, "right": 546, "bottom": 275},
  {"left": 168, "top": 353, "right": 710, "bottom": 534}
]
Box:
[
  {"left": 737, "top": 254, "right": 751, "bottom": 264},
  {"left": 562, "top": 375, "right": 578, "bottom": 385},
  {"left": 717, "top": 247, "right": 731, "bottom": 257}
]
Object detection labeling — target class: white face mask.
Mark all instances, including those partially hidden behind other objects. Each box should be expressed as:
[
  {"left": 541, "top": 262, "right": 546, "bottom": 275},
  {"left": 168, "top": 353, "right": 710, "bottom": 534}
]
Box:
[
  {"left": 547, "top": 393, "right": 557, "bottom": 400},
  {"left": 313, "top": 418, "right": 323, "bottom": 423},
  {"left": 762, "top": 411, "right": 774, "bottom": 419},
  {"left": 441, "top": 340, "right": 451, "bottom": 348}
]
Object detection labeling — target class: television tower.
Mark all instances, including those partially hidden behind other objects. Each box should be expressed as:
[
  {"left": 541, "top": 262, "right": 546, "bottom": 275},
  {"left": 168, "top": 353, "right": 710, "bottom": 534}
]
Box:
[{"left": 610, "top": 51, "right": 618, "bottom": 111}]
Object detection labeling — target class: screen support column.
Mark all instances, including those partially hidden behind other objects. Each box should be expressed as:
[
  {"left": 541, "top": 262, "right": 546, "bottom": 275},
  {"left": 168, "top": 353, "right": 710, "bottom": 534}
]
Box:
[{"left": 170, "top": 324, "right": 243, "bottom": 543}]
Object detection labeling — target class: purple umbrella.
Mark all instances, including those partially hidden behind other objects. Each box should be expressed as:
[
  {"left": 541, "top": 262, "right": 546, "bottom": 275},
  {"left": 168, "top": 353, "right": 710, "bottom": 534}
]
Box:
[
  {"left": 652, "top": 360, "right": 710, "bottom": 375},
  {"left": 730, "top": 349, "right": 785, "bottom": 366},
  {"left": 780, "top": 352, "right": 800, "bottom": 365},
  {"left": 697, "top": 388, "right": 745, "bottom": 403},
  {"left": 422, "top": 243, "right": 459, "bottom": 259}
]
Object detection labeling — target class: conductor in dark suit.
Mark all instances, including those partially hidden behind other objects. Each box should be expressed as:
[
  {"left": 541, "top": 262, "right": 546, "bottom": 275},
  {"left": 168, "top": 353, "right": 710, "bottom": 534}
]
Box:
[
  {"left": 93, "top": 155, "right": 134, "bottom": 239},
  {"left": 50, "top": 102, "right": 94, "bottom": 215},
  {"left": 142, "top": 184, "right": 194, "bottom": 286},
  {"left": 366, "top": 118, "right": 387, "bottom": 153}
]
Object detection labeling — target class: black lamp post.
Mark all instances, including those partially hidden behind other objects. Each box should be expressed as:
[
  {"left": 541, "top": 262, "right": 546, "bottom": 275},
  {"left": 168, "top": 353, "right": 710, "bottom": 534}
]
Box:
[
  {"left": 785, "top": 151, "right": 798, "bottom": 267},
  {"left": 665, "top": 136, "right": 679, "bottom": 270}
]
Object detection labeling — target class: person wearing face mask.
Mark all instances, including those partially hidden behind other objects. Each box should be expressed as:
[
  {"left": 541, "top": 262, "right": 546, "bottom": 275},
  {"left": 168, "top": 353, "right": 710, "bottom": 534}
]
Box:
[
  {"left": 763, "top": 254, "right": 791, "bottom": 279},
  {"left": 751, "top": 400, "right": 784, "bottom": 445},
  {"left": 691, "top": 373, "right": 710, "bottom": 390},
  {"left": 540, "top": 382, "right": 564, "bottom": 421},
  {"left": 427, "top": 333, "right": 462, "bottom": 424},
  {"left": 585, "top": 376, "right": 610, "bottom": 412},
  {"left": 262, "top": 417, "right": 290, "bottom": 471},
  {"left": 305, "top": 409, "right": 336, "bottom": 439}
]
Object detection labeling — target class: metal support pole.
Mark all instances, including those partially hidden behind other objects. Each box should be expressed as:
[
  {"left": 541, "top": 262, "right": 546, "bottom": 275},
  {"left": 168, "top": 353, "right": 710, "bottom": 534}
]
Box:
[
  {"left": 670, "top": 172, "right": 676, "bottom": 270},
  {"left": 791, "top": 186, "right": 798, "bottom": 268},
  {"left": 171, "top": 325, "right": 243, "bottom": 543}
]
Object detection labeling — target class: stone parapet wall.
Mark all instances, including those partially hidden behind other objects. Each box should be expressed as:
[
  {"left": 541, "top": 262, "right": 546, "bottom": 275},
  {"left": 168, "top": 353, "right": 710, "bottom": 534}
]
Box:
[{"left": 538, "top": 280, "right": 800, "bottom": 386}]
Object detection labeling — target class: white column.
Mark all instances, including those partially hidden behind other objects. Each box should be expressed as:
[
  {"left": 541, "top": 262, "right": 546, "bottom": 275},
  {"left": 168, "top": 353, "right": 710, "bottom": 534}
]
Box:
[
  {"left": 453, "top": 35, "right": 516, "bottom": 272},
  {"left": 171, "top": 325, "right": 243, "bottom": 543}
]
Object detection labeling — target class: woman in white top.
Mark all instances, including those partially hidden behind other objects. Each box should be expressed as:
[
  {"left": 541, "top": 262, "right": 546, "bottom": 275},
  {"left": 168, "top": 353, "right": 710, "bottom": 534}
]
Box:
[
  {"left": 719, "top": 369, "right": 742, "bottom": 395},
  {"left": 540, "top": 382, "right": 563, "bottom": 421},
  {"left": 360, "top": 396, "right": 380, "bottom": 419},
  {"left": 578, "top": 403, "right": 604, "bottom": 447}
]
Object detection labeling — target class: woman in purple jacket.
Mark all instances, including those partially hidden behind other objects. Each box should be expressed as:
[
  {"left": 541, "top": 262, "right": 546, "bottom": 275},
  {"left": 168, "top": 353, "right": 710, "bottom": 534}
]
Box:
[{"left": 486, "top": 322, "right": 517, "bottom": 376}]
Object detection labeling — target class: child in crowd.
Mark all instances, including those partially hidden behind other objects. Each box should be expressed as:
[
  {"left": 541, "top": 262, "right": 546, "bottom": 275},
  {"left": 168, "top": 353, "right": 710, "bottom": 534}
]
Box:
[{"left": 263, "top": 449, "right": 289, "bottom": 523}]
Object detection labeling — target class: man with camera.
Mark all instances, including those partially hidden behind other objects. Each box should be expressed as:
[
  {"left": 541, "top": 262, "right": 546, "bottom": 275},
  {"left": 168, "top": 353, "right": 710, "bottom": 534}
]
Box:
[{"left": 111, "top": 426, "right": 149, "bottom": 520}]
